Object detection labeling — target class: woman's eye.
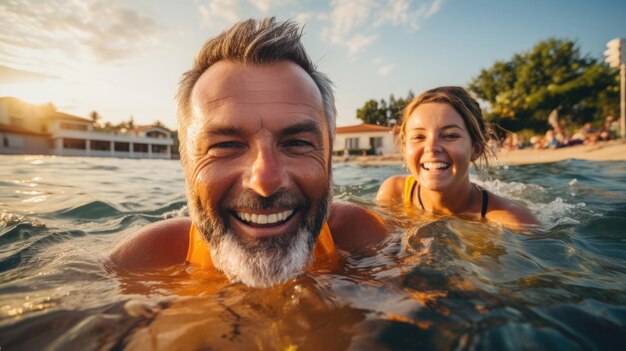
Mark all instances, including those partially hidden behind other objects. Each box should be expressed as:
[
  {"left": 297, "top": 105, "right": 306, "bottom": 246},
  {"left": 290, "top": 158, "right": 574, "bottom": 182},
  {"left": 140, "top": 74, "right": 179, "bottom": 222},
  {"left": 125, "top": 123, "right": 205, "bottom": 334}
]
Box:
[{"left": 443, "top": 134, "right": 460, "bottom": 140}]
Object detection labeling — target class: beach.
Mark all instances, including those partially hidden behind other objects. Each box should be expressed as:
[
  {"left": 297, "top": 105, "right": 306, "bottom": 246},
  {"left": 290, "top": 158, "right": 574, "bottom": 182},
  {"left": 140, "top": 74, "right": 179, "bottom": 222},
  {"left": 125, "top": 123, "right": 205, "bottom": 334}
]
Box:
[{"left": 332, "top": 139, "right": 626, "bottom": 166}]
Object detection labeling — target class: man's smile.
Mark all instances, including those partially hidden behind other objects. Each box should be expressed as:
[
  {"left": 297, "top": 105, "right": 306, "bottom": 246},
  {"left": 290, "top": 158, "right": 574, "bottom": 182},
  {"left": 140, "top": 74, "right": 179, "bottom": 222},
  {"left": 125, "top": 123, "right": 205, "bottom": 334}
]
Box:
[
  {"left": 234, "top": 209, "right": 295, "bottom": 225},
  {"left": 229, "top": 208, "right": 301, "bottom": 238}
]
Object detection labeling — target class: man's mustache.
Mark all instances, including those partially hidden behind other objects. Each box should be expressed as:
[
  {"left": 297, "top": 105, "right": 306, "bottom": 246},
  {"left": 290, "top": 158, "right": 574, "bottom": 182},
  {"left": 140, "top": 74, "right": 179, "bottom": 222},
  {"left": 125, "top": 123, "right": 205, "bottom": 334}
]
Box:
[{"left": 222, "top": 189, "right": 309, "bottom": 211}]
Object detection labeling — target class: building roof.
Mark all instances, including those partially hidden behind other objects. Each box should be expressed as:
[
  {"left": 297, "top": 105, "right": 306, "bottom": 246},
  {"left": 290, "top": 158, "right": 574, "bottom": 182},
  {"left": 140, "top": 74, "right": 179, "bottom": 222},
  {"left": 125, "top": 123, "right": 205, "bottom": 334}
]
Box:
[
  {"left": 47, "top": 111, "right": 91, "bottom": 123},
  {"left": 336, "top": 123, "right": 392, "bottom": 134},
  {"left": 0, "top": 123, "right": 50, "bottom": 136},
  {"left": 134, "top": 125, "right": 170, "bottom": 132},
  {"left": 1, "top": 96, "right": 91, "bottom": 123}
]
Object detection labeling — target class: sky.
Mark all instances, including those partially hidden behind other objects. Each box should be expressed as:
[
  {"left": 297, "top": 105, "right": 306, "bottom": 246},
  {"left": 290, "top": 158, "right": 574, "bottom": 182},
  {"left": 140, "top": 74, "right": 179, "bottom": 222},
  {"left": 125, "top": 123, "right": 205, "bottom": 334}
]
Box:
[{"left": 0, "top": 0, "right": 624, "bottom": 130}]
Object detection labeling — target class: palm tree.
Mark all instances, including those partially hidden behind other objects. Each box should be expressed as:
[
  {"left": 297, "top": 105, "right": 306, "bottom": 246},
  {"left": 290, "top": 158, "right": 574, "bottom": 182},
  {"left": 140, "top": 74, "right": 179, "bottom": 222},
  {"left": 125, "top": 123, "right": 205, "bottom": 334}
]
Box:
[
  {"left": 89, "top": 111, "right": 101, "bottom": 128},
  {"left": 152, "top": 120, "right": 167, "bottom": 130}
]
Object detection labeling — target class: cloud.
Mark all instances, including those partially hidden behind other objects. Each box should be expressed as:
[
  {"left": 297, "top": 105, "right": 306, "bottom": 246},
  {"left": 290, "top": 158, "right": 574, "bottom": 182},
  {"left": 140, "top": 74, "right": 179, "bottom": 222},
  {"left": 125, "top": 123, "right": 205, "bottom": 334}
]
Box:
[
  {"left": 424, "top": 0, "right": 444, "bottom": 18},
  {"left": 0, "top": 65, "right": 57, "bottom": 83},
  {"left": 294, "top": 12, "right": 314, "bottom": 27},
  {"left": 372, "top": 57, "right": 395, "bottom": 76},
  {"left": 0, "top": 0, "right": 165, "bottom": 66},
  {"left": 346, "top": 34, "right": 379, "bottom": 56},
  {"left": 198, "top": 0, "right": 240, "bottom": 26},
  {"left": 321, "top": 0, "right": 444, "bottom": 56},
  {"left": 249, "top": 0, "right": 293, "bottom": 13},
  {"left": 197, "top": 0, "right": 293, "bottom": 27},
  {"left": 373, "top": 0, "right": 443, "bottom": 29},
  {"left": 323, "top": 0, "right": 377, "bottom": 51},
  {"left": 377, "top": 63, "right": 395, "bottom": 76}
]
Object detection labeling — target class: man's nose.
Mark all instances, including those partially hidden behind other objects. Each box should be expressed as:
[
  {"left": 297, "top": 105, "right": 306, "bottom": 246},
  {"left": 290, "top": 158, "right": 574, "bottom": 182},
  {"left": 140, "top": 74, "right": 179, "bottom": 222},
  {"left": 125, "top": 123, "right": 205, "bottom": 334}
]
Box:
[{"left": 245, "top": 145, "right": 287, "bottom": 197}]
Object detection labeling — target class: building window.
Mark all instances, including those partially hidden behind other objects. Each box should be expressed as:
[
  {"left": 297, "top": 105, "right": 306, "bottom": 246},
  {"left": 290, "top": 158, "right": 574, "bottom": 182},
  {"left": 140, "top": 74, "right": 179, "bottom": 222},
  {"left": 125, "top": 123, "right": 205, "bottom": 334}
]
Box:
[
  {"left": 63, "top": 138, "right": 86, "bottom": 150},
  {"left": 60, "top": 122, "right": 88, "bottom": 131},
  {"left": 369, "top": 137, "right": 383, "bottom": 149},
  {"left": 133, "top": 143, "right": 148, "bottom": 152},
  {"left": 151, "top": 144, "right": 168, "bottom": 154},
  {"left": 146, "top": 131, "right": 167, "bottom": 139},
  {"left": 345, "top": 137, "right": 360, "bottom": 150},
  {"left": 90, "top": 140, "right": 111, "bottom": 151},
  {"left": 5, "top": 135, "right": 24, "bottom": 148},
  {"left": 114, "top": 142, "right": 130, "bottom": 152}
]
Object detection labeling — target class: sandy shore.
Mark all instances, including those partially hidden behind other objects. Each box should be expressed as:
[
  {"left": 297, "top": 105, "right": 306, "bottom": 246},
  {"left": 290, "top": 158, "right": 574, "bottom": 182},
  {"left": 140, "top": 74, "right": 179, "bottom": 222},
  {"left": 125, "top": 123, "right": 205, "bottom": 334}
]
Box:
[{"left": 332, "top": 140, "right": 626, "bottom": 166}]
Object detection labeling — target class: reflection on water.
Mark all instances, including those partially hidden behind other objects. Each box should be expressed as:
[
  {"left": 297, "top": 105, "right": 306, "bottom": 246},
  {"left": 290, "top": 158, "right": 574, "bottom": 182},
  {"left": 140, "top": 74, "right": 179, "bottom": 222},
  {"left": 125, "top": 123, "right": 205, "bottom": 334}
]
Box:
[{"left": 0, "top": 156, "right": 625, "bottom": 350}]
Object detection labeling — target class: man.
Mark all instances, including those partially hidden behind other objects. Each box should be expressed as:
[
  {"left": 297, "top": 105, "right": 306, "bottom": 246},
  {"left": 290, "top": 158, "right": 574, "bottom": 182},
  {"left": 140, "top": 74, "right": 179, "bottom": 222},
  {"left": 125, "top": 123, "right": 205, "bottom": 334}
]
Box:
[{"left": 110, "top": 17, "right": 387, "bottom": 288}]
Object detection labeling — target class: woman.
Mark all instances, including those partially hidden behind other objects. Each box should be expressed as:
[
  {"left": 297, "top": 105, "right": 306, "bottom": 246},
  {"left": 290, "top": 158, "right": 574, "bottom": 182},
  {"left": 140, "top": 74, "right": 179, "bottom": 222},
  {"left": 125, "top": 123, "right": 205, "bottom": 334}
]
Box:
[{"left": 376, "top": 86, "right": 539, "bottom": 226}]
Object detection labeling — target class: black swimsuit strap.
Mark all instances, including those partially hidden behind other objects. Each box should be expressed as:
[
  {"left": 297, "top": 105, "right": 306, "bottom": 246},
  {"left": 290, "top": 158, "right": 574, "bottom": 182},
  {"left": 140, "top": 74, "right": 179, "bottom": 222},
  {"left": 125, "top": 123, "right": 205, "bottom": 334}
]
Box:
[
  {"left": 418, "top": 183, "right": 489, "bottom": 218},
  {"left": 409, "top": 178, "right": 418, "bottom": 206},
  {"left": 416, "top": 184, "right": 425, "bottom": 210},
  {"left": 481, "top": 189, "right": 488, "bottom": 218}
]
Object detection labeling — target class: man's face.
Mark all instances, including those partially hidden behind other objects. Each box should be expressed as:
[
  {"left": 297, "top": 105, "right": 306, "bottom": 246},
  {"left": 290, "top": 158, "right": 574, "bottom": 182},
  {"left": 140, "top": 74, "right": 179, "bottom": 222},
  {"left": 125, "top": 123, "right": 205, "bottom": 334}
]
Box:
[{"left": 183, "top": 60, "right": 332, "bottom": 287}]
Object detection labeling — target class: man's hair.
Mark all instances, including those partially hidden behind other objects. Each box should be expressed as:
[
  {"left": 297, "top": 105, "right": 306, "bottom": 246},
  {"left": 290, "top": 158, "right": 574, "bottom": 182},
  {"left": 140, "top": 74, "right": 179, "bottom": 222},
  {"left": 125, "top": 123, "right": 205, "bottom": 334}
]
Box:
[
  {"left": 399, "top": 86, "right": 495, "bottom": 168},
  {"left": 175, "top": 17, "right": 336, "bottom": 159}
]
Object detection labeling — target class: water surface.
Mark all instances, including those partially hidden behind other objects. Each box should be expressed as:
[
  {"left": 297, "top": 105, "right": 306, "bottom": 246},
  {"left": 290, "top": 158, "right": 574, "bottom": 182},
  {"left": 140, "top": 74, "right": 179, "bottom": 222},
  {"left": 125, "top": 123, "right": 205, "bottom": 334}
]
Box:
[{"left": 1, "top": 155, "right": 625, "bottom": 350}]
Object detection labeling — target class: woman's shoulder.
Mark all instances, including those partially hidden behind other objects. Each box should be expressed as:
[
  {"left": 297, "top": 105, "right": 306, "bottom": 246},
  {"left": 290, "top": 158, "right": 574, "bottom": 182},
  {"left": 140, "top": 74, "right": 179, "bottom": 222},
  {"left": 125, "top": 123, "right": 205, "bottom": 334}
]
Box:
[
  {"left": 376, "top": 175, "right": 411, "bottom": 203},
  {"left": 485, "top": 191, "right": 541, "bottom": 226}
]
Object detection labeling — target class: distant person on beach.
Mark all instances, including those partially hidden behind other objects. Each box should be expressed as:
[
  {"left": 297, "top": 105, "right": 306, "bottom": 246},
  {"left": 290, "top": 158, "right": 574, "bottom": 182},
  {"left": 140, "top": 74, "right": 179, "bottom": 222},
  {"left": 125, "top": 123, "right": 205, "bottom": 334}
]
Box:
[
  {"left": 502, "top": 132, "right": 521, "bottom": 151},
  {"left": 376, "top": 86, "right": 540, "bottom": 226},
  {"left": 109, "top": 17, "right": 387, "bottom": 288},
  {"left": 599, "top": 116, "right": 618, "bottom": 141},
  {"left": 571, "top": 123, "right": 597, "bottom": 145}
]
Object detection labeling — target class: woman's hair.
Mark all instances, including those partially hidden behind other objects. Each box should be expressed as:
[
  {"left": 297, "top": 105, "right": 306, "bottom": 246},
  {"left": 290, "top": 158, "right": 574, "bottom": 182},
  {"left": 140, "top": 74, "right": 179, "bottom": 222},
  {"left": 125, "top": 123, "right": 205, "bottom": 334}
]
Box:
[
  {"left": 399, "top": 86, "right": 495, "bottom": 168},
  {"left": 175, "top": 17, "right": 336, "bottom": 160}
]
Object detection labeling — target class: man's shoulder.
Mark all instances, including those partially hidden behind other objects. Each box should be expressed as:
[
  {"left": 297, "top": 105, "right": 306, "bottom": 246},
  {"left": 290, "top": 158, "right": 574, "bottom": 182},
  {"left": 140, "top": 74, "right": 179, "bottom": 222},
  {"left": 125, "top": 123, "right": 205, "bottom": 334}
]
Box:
[
  {"left": 327, "top": 202, "right": 388, "bottom": 251},
  {"left": 109, "top": 217, "right": 192, "bottom": 270}
]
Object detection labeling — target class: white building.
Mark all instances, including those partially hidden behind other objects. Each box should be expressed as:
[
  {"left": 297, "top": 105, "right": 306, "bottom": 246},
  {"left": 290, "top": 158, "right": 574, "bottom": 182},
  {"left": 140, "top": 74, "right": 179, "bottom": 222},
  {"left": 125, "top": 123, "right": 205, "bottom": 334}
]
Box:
[
  {"left": 0, "top": 97, "right": 174, "bottom": 159},
  {"left": 334, "top": 123, "right": 399, "bottom": 156}
]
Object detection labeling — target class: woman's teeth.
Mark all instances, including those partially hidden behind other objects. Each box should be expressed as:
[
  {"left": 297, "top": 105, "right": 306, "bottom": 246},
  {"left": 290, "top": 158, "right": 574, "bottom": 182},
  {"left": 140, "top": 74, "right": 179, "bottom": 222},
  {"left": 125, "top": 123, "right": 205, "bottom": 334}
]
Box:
[
  {"left": 422, "top": 162, "right": 450, "bottom": 170},
  {"left": 236, "top": 209, "right": 294, "bottom": 224}
]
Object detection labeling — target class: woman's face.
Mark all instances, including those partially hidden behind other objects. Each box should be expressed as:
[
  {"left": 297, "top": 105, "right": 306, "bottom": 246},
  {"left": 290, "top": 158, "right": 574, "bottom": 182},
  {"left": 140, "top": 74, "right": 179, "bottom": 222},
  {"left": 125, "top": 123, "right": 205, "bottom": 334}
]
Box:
[{"left": 404, "top": 102, "right": 477, "bottom": 192}]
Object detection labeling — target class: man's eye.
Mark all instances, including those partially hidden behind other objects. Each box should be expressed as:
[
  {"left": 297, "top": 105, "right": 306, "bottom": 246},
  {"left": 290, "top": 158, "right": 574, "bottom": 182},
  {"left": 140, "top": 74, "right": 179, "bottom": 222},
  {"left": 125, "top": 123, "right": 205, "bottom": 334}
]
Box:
[
  {"left": 284, "top": 139, "right": 314, "bottom": 148},
  {"left": 212, "top": 141, "right": 242, "bottom": 148},
  {"left": 207, "top": 141, "right": 244, "bottom": 156}
]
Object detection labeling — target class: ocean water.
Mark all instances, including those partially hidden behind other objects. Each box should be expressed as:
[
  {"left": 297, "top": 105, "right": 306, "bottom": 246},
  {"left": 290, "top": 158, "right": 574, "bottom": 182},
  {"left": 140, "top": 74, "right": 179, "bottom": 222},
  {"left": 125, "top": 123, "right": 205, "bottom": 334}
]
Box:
[{"left": 0, "top": 155, "right": 625, "bottom": 350}]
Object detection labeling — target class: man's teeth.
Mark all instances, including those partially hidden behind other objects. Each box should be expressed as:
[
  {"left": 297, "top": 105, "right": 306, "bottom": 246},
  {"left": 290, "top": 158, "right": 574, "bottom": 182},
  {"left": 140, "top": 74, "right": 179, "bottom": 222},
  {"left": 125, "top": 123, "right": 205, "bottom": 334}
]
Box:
[
  {"left": 422, "top": 162, "right": 450, "bottom": 170},
  {"left": 236, "top": 209, "right": 294, "bottom": 224}
]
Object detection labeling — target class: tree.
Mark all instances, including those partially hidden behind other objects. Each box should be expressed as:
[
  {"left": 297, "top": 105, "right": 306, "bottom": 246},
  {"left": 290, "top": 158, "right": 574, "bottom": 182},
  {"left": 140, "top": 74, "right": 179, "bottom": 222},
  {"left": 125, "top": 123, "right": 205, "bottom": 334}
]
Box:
[
  {"left": 468, "top": 38, "right": 619, "bottom": 132},
  {"left": 152, "top": 120, "right": 167, "bottom": 130},
  {"left": 101, "top": 121, "right": 115, "bottom": 132},
  {"left": 89, "top": 110, "right": 101, "bottom": 128},
  {"left": 355, "top": 90, "right": 415, "bottom": 126},
  {"left": 115, "top": 116, "right": 135, "bottom": 132},
  {"left": 127, "top": 116, "right": 135, "bottom": 130},
  {"left": 356, "top": 99, "right": 385, "bottom": 125}
]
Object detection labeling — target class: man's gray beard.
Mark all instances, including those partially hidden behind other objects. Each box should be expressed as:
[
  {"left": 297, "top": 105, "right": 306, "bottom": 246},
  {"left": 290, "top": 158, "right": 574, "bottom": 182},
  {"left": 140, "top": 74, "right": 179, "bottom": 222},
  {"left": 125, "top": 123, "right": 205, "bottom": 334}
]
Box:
[{"left": 189, "top": 189, "right": 331, "bottom": 288}]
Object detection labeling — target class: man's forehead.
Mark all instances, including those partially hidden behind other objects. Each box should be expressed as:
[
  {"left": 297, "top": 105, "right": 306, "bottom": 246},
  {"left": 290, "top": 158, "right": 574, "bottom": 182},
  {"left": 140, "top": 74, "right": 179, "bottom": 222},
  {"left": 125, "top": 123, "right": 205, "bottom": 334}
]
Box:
[
  {"left": 189, "top": 60, "right": 328, "bottom": 132},
  {"left": 192, "top": 61, "right": 323, "bottom": 109}
]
